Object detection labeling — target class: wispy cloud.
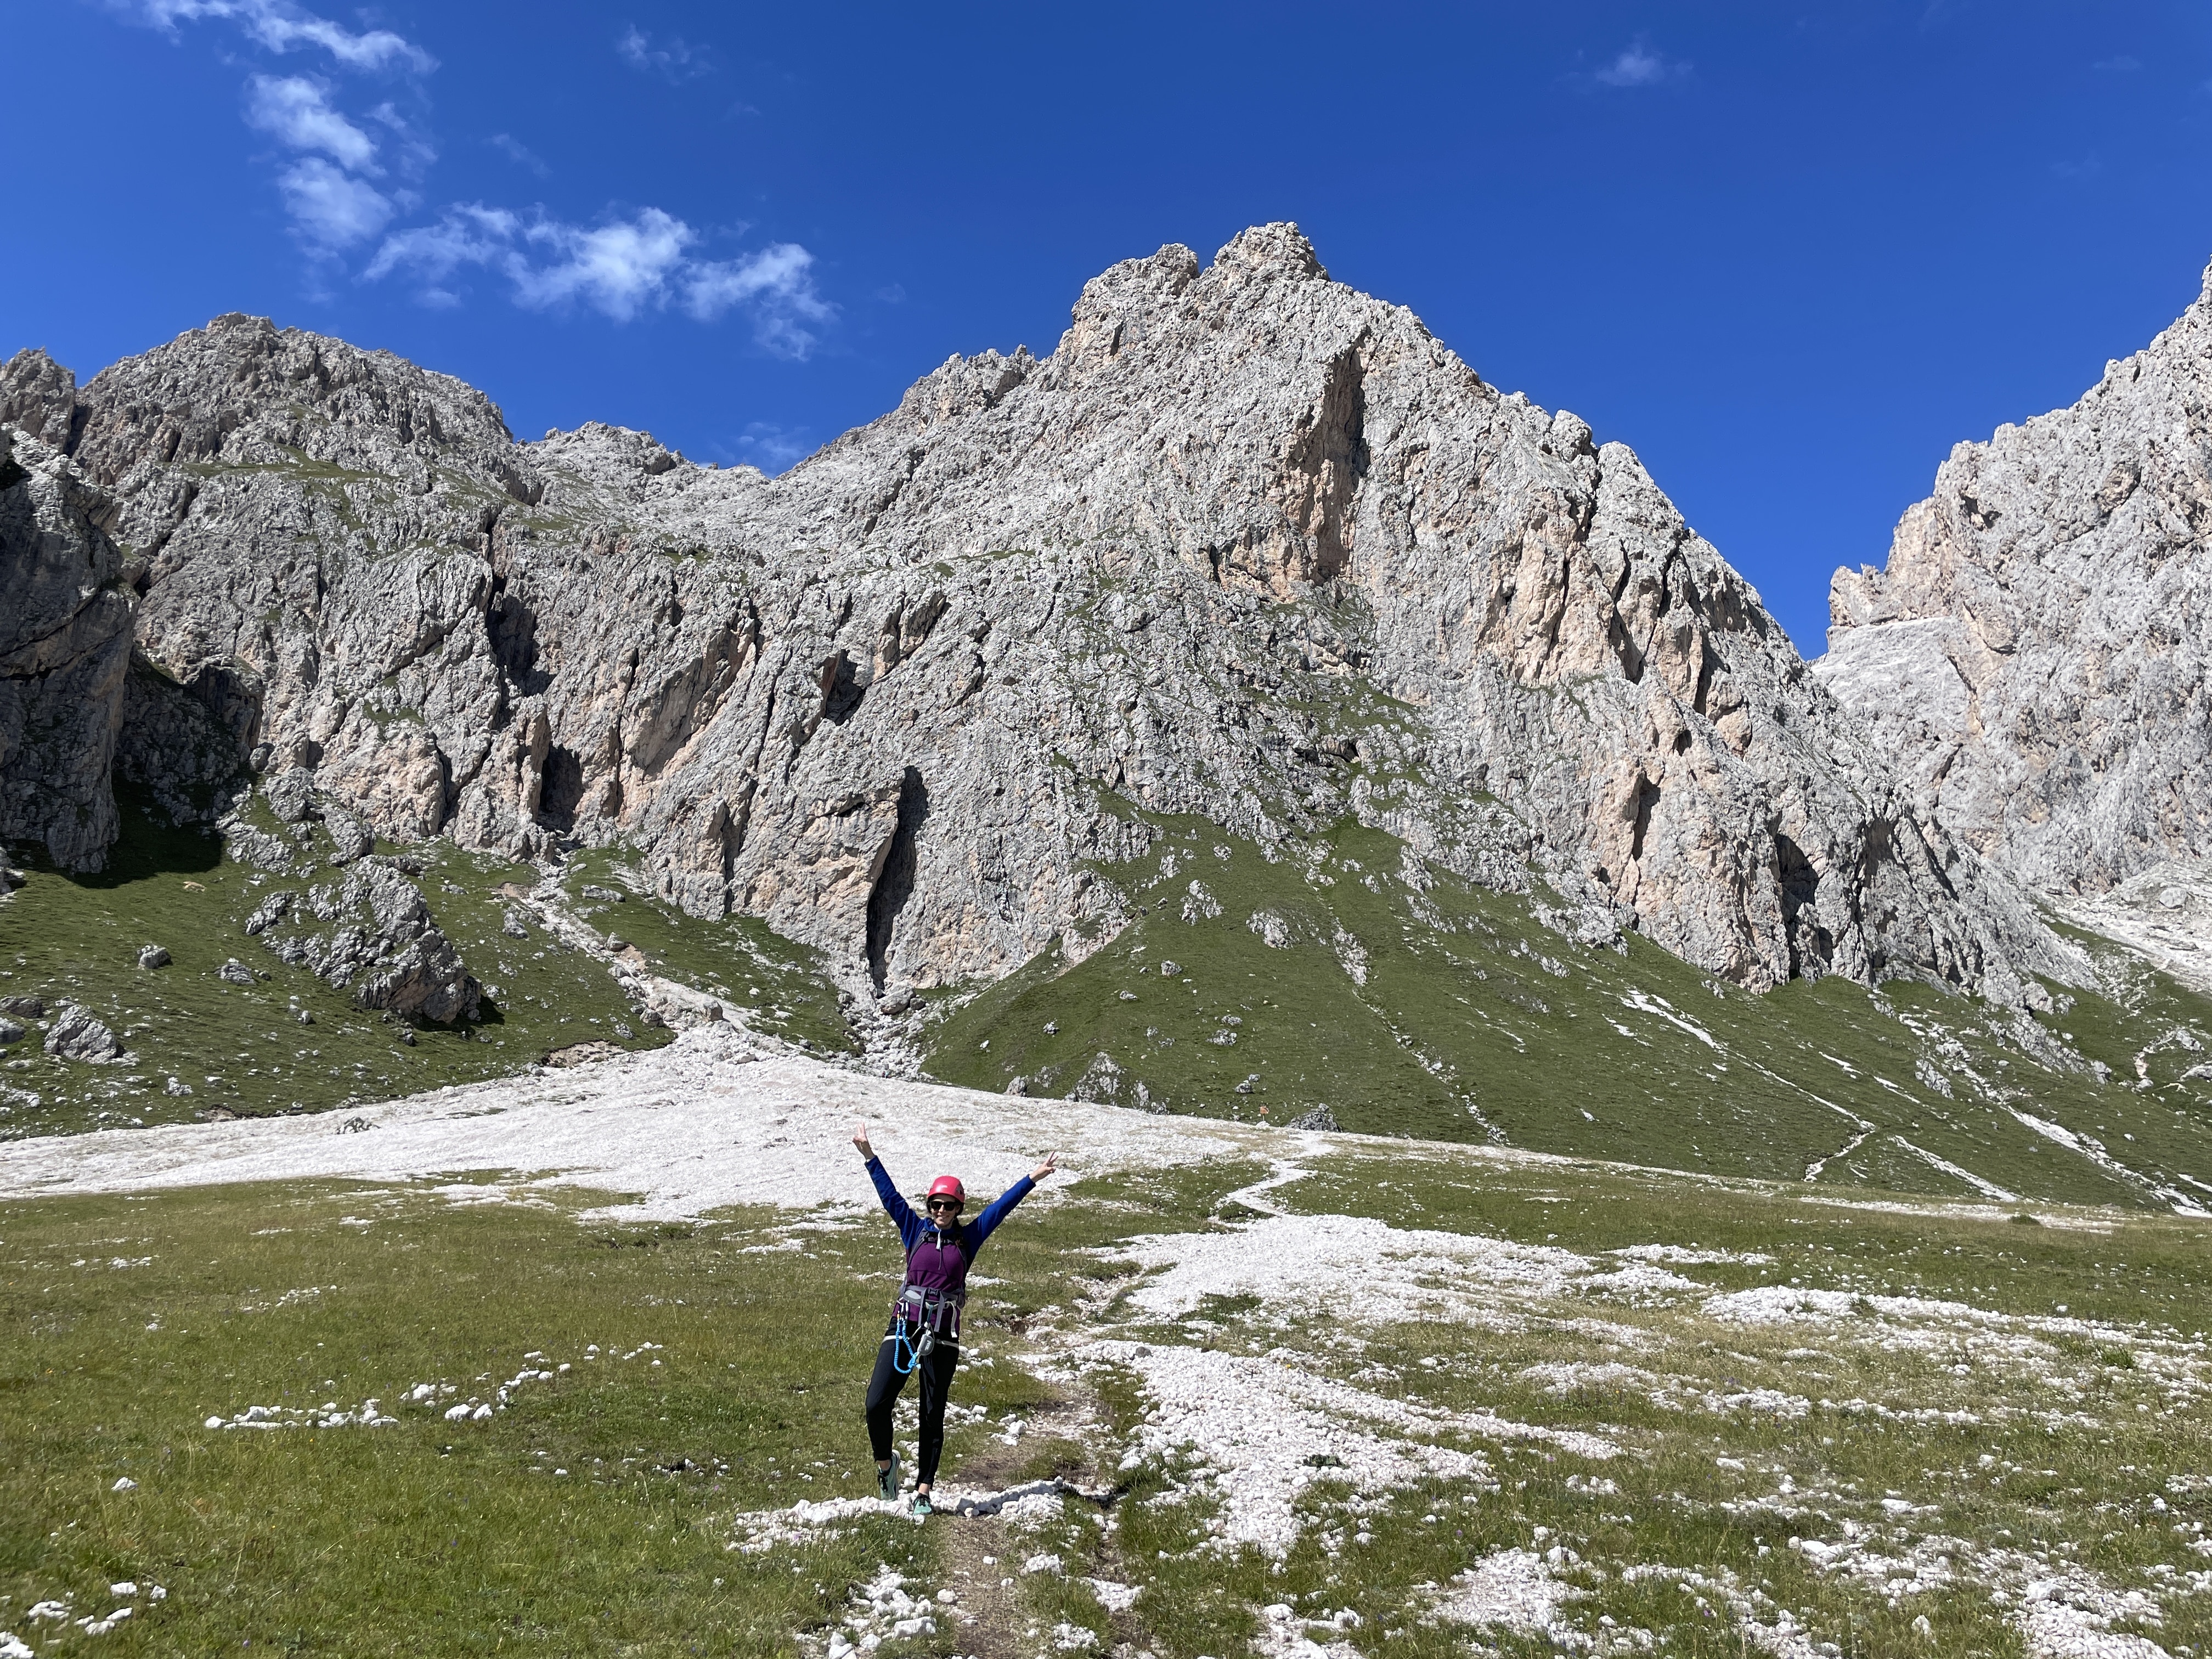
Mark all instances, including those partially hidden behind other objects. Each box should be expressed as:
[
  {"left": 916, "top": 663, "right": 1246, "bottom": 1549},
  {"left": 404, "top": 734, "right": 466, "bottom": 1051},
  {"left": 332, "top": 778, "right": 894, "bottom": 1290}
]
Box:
[
  {"left": 367, "top": 206, "right": 834, "bottom": 353},
  {"left": 682, "top": 243, "right": 833, "bottom": 350},
  {"left": 721, "top": 422, "right": 816, "bottom": 472},
  {"left": 489, "top": 132, "right": 549, "bottom": 176},
  {"left": 133, "top": 0, "right": 434, "bottom": 71},
  {"left": 124, "top": 1, "right": 431, "bottom": 256},
  {"left": 276, "top": 156, "right": 397, "bottom": 248},
  {"left": 1591, "top": 38, "right": 1689, "bottom": 89},
  {"left": 109, "top": 0, "right": 833, "bottom": 349},
  {"left": 2092, "top": 55, "right": 2142, "bottom": 72},
  {"left": 617, "top": 25, "right": 713, "bottom": 83},
  {"left": 245, "top": 74, "right": 379, "bottom": 172},
  {"left": 2052, "top": 151, "right": 2102, "bottom": 180}
]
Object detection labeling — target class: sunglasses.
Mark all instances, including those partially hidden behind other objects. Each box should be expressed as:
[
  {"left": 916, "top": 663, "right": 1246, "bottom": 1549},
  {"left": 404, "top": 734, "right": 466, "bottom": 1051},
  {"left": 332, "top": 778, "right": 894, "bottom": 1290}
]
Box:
[{"left": 926, "top": 1198, "right": 963, "bottom": 1213}]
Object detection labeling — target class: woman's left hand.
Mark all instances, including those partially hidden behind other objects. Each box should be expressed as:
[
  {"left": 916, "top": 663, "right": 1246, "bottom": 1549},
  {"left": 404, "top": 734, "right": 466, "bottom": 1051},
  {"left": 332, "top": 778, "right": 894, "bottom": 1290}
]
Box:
[{"left": 1031, "top": 1151, "right": 1058, "bottom": 1182}]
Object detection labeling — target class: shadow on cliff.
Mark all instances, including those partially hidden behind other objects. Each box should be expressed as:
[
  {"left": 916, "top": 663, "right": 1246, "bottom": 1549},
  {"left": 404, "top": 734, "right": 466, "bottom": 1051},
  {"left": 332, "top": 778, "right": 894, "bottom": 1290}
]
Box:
[{"left": 24, "top": 787, "right": 223, "bottom": 889}]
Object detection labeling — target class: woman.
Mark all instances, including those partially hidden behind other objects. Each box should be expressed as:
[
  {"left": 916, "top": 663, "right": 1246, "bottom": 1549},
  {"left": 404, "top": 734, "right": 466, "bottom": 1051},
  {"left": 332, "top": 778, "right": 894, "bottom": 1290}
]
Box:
[{"left": 853, "top": 1121, "right": 1056, "bottom": 1516}]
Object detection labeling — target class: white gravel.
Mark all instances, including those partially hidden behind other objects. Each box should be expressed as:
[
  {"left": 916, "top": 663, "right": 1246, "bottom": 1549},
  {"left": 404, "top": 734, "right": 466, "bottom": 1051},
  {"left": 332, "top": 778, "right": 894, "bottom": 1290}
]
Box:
[
  {"left": 1109, "top": 1210, "right": 1700, "bottom": 1328},
  {"left": 0, "top": 1024, "right": 1252, "bottom": 1221},
  {"left": 1431, "top": 1547, "right": 1578, "bottom": 1637}
]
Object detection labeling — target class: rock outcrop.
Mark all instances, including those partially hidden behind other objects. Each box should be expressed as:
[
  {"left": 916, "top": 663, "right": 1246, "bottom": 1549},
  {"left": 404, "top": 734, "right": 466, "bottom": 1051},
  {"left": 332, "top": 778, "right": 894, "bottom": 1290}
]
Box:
[
  {"left": 2, "top": 228, "right": 2087, "bottom": 1005},
  {"left": 0, "top": 426, "right": 133, "bottom": 870},
  {"left": 246, "top": 861, "right": 481, "bottom": 1023},
  {"left": 1820, "top": 258, "right": 2212, "bottom": 901},
  {"left": 44, "top": 1003, "right": 125, "bottom": 1063}
]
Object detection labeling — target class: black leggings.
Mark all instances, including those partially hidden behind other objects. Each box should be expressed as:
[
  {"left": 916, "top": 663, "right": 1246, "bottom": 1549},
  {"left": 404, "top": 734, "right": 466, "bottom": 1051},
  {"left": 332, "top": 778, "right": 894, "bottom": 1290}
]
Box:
[{"left": 865, "top": 1324, "right": 961, "bottom": 1486}]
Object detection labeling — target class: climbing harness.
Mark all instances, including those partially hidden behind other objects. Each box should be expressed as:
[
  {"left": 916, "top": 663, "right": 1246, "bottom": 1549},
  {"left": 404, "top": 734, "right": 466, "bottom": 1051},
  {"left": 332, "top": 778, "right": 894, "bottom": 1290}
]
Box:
[{"left": 889, "top": 1280, "right": 965, "bottom": 1374}]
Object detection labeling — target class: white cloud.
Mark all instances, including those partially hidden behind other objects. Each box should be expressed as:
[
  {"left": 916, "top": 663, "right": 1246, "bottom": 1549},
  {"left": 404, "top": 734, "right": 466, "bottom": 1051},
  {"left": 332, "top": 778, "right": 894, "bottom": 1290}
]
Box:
[
  {"left": 2092, "top": 55, "right": 2142, "bottom": 72},
  {"left": 683, "top": 242, "right": 834, "bottom": 355},
  {"left": 276, "top": 156, "right": 395, "bottom": 249},
  {"left": 121, "top": 0, "right": 431, "bottom": 261},
  {"left": 365, "top": 102, "right": 436, "bottom": 173},
  {"left": 245, "top": 74, "right": 379, "bottom": 171},
  {"left": 136, "top": 0, "right": 435, "bottom": 72},
  {"left": 617, "top": 25, "right": 713, "bottom": 82},
  {"left": 364, "top": 204, "right": 518, "bottom": 280},
  {"left": 514, "top": 208, "right": 696, "bottom": 321},
  {"left": 368, "top": 206, "right": 835, "bottom": 351},
  {"left": 1592, "top": 39, "right": 1688, "bottom": 88}
]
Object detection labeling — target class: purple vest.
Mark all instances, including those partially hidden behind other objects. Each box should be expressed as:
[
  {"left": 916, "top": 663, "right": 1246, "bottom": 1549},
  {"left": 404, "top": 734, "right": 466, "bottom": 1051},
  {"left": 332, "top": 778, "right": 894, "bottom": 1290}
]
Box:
[{"left": 904, "top": 1224, "right": 971, "bottom": 1295}]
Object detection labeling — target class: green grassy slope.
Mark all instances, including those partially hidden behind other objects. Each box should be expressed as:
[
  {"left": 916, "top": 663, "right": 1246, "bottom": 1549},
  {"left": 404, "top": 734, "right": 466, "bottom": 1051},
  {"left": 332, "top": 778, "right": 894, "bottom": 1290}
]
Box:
[
  {"left": 0, "top": 799, "right": 669, "bottom": 1140},
  {"left": 926, "top": 812, "right": 2212, "bottom": 1210},
  {"left": 554, "top": 848, "right": 858, "bottom": 1057}
]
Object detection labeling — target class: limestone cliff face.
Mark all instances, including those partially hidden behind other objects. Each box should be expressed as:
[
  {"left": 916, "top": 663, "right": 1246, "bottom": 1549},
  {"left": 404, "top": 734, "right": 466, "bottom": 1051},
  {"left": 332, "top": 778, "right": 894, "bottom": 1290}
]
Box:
[
  {"left": 0, "top": 227, "right": 2082, "bottom": 1002},
  {"left": 1819, "top": 259, "right": 2212, "bottom": 900},
  {"left": 0, "top": 427, "right": 133, "bottom": 870}
]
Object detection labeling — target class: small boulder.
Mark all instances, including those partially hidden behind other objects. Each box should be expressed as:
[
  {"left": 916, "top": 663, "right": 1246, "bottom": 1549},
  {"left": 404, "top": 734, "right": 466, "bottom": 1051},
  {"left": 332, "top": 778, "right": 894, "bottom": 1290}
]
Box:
[
  {"left": 500, "top": 908, "right": 531, "bottom": 940},
  {"left": 264, "top": 767, "right": 318, "bottom": 824},
  {"left": 46, "top": 1003, "right": 126, "bottom": 1063},
  {"left": 1159, "top": 960, "right": 1183, "bottom": 978},
  {"left": 218, "top": 958, "right": 257, "bottom": 986},
  {"left": 323, "top": 806, "right": 374, "bottom": 864},
  {"left": 0, "top": 995, "right": 46, "bottom": 1019},
  {"left": 244, "top": 891, "right": 295, "bottom": 935},
  {"left": 546, "top": 1040, "right": 624, "bottom": 1068},
  {"left": 137, "top": 944, "right": 171, "bottom": 969},
  {"left": 581, "top": 884, "right": 625, "bottom": 904},
  {"left": 0, "top": 1017, "right": 24, "bottom": 1046},
  {"left": 1006, "top": 1076, "right": 1029, "bottom": 1096},
  {"left": 1285, "top": 1104, "right": 1338, "bottom": 1131}
]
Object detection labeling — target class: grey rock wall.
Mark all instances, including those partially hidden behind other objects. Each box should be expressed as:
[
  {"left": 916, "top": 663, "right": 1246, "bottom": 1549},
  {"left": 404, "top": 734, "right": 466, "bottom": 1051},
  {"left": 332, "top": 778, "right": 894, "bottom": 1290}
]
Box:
[
  {"left": 2, "top": 228, "right": 2086, "bottom": 1005},
  {"left": 1820, "top": 258, "right": 2212, "bottom": 900},
  {"left": 0, "top": 427, "right": 133, "bottom": 870}
]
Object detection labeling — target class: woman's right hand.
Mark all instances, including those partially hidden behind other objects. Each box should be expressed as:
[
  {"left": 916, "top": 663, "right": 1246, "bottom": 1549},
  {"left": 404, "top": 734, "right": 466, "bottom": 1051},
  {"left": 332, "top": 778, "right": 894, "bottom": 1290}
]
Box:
[{"left": 852, "top": 1121, "right": 874, "bottom": 1161}]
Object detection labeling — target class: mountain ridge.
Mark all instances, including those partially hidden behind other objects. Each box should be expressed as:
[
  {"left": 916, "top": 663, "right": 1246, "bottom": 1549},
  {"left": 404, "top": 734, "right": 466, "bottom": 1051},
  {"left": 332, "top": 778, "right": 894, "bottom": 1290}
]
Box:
[{"left": 1, "top": 224, "right": 2080, "bottom": 1015}]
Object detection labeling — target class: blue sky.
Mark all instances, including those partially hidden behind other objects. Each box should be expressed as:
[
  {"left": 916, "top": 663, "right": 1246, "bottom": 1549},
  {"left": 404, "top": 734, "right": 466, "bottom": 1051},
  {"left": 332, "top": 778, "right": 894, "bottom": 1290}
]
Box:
[{"left": 8, "top": 1, "right": 2212, "bottom": 653}]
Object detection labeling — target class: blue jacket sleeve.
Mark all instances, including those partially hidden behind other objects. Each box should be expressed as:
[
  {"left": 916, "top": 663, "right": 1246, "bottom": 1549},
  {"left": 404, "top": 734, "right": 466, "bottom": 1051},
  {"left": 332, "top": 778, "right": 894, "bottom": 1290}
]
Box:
[
  {"left": 964, "top": 1175, "right": 1036, "bottom": 1255},
  {"left": 866, "top": 1157, "right": 923, "bottom": 1252}
]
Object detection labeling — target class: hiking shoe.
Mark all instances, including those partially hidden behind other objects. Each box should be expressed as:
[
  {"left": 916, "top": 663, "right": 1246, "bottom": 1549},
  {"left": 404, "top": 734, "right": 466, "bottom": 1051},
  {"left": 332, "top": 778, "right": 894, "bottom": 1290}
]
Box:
[
  {"left": 876, "top": 1455, "right": 901, "bottom": 1502},
  {"left": 911, "top": 1491, "right": 934, "bottom": 1519}
]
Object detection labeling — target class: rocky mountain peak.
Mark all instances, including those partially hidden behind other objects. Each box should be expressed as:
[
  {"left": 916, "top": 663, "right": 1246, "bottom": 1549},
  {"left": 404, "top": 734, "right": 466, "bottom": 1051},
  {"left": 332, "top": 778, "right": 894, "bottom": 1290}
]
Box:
[
  {"left": 1, "top": 314, "right": 534, "bottom": 501},
  {"left": 1819, "top": 252, "right": 2212, "bottom": 907},
  {"left": 1, "top": 225, "right": 2088, "bottom": 1013}
]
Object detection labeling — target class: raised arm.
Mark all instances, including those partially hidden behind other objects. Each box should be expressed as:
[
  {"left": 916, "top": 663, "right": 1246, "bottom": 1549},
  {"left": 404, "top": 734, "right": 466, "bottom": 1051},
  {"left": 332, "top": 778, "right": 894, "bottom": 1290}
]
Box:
[
  {"left": 854, "top": 1122, "right": 922, "bottom": 1251},
  {"left": 966, "top": 1150, "right": 1057, "bottom": 1251}
]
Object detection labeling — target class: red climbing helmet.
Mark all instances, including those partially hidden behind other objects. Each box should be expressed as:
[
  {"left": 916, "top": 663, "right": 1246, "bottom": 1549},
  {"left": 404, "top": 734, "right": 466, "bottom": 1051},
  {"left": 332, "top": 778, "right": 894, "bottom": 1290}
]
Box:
[{"left": 927, "top": 1175, "right": 966, "bottom": 1205}]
